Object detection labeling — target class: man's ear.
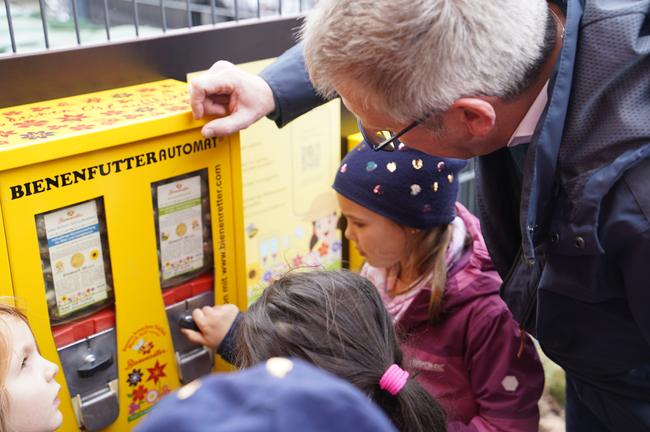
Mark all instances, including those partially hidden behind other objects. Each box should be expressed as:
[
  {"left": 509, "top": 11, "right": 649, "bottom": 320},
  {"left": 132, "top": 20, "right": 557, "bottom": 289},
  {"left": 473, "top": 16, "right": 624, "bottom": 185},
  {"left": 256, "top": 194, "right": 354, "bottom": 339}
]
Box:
[{"left": 450, "top": 98, "right": 496, "bottom": 137}]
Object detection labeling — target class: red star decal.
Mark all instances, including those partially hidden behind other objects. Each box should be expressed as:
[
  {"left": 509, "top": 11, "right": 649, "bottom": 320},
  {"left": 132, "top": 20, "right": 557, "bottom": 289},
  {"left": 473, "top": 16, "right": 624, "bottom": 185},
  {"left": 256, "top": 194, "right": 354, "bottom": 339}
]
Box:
[{"left": 146, "top": 361, "right": 167, "bottom": 385}]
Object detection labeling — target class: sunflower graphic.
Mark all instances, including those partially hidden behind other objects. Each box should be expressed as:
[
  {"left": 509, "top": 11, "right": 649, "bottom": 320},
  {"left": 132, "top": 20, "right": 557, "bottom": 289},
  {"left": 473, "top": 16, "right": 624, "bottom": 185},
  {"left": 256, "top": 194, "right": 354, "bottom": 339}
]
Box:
[{"left": 89, "top": 249, "right": 100, "bottom": 260}]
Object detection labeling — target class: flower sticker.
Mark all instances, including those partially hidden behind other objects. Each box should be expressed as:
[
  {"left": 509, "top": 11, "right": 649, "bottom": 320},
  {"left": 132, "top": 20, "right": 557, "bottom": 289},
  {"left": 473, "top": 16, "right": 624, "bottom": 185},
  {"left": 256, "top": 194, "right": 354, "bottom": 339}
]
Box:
[
  {"left": 132, "top": 385, "right": 147, "bottom": 402},
  {"left": 58, "top": 114, "right": 85, "bottom": 122},
  {"left": 410, "top": 184, "right": 421, "bottom": 196},
  {"left": 20, "top": 131, "right": 54, "bottom": 140},
  {"left": 16, "top": 120, "right": 48, "bottom": 128},
  {"left": 127, "top": 369, "right": 143, "bottom": 387}
]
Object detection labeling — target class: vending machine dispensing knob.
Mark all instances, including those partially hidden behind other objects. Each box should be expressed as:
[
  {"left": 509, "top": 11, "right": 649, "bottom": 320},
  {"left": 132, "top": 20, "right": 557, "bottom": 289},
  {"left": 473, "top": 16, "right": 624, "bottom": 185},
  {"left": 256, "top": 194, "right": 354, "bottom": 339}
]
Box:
[
  {"left": 178, "top": 314, "right": 200, "bottom": 332},
  {"left": 164, "top": 285, "right": 215, "bottom": 384},
  {"left": 77, "top": 352, "right": 114, "bottom": 378}
]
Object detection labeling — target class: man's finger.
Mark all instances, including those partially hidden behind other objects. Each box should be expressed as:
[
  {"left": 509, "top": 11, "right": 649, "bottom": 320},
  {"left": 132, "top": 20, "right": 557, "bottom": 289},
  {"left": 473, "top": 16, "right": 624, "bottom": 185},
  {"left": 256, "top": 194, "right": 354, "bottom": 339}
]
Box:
[
  {"left": 207, "top": 60, "right": 235, "bottom": 73},
  {"left": 189, "top": 75, "right": 236, "bottom": 120},
  {"left": 201, "top": 111, "right": 253, "bottom": 138}
]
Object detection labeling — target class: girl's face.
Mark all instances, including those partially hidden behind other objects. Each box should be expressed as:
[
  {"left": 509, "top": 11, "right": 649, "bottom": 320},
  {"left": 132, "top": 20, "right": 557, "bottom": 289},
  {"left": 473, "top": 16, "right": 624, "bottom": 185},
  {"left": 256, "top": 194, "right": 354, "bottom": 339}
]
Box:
[
  {"left": 337, "top": 193, "right": 408, "bottom": 269},
  {"left": 3, "top": 317, "right": 62, "bottom": 432}
]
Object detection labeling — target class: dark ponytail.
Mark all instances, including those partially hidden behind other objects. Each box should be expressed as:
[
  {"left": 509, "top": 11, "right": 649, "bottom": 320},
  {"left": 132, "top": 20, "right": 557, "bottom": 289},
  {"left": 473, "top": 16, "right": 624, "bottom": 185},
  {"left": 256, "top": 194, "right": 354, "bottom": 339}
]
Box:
[
  {"left": 374, "top": 378, "right": 447, "bottom": 432},
  {"left": 236, "top": 270, "right": 446, "bottom": 432}
]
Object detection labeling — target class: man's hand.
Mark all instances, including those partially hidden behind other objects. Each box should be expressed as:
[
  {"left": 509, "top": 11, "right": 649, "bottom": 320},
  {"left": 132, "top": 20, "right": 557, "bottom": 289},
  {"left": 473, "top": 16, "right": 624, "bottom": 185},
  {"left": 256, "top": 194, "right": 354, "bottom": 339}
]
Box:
[
  {"left": 181, "top": 303, "right": 240, "bottom": 349},
  {"left": 189, "top": 60, "right": 276, "bottom": 138}
]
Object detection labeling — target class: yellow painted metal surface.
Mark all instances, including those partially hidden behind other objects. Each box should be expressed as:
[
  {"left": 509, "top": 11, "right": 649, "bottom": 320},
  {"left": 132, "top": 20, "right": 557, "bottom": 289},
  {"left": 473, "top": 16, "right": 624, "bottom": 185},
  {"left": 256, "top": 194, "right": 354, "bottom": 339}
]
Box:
[
  {"left": 189, "top": 62, "right": 343, "bottom": 306},
  {"left": 0, "top": 80, "right": 245, "bottom": 431}
]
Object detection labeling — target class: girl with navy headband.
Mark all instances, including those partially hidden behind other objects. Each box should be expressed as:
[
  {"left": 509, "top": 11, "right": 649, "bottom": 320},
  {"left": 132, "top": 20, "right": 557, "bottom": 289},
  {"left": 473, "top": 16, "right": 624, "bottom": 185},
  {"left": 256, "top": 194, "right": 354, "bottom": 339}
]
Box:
[{"left": 332, "top": 142, "right": 544, "bottom": 432}]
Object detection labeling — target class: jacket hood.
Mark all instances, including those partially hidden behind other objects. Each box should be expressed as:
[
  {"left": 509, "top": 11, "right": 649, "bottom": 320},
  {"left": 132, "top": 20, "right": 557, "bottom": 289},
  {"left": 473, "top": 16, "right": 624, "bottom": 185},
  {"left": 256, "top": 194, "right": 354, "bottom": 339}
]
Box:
[{"left": 397, "top": 203, "right": 502, "bottom": 329}]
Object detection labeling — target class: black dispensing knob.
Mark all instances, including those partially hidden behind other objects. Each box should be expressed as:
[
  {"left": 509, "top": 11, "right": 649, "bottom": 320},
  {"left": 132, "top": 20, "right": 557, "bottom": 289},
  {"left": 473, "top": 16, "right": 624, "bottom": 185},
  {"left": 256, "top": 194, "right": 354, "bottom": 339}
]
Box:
[{"left": 178, "top": 314, "right": 200, "bottom": 332}]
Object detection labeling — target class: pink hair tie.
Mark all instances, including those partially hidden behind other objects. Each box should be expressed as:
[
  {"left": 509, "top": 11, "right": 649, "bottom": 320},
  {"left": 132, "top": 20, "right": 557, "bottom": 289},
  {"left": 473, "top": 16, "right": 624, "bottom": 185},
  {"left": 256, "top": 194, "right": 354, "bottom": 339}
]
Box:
[{"left": 379, "top": 364, "right": 409, "bottom": 396}]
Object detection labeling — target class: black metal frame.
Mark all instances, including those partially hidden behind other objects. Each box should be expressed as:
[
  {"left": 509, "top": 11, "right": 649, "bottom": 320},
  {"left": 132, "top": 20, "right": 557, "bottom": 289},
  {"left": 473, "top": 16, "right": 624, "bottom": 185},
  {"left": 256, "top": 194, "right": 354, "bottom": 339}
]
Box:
[{"left": 0, "top": 16, "right": 301, "bottom": 108}]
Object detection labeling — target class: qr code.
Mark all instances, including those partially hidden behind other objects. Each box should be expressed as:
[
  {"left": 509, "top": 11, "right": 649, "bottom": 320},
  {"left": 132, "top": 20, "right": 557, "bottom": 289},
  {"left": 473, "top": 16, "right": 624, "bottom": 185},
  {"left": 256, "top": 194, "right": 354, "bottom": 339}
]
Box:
[{"left": 301, "top": 141, "right": 320, "bottom": 171}]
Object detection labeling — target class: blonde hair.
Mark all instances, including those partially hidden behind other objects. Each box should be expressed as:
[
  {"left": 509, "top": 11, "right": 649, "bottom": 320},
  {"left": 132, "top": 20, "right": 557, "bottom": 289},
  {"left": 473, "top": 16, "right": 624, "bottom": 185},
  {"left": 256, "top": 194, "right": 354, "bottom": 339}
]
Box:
[
  {"left": 302, "top": 0, "right": 549, "bottom": 125},
  {"left": 400, "top": 225, "right": 453, "bottom": 323},
  {"left": 0, "top": 300, "right": 29, "bottom": 432}
]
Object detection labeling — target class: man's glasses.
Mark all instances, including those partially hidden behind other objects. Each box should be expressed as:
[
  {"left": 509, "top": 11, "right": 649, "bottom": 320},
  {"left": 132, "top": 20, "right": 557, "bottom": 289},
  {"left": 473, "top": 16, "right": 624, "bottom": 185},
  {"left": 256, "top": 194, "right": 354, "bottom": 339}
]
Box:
[{"left": 357, "top": 114, "right": 430, "bottom": 152}]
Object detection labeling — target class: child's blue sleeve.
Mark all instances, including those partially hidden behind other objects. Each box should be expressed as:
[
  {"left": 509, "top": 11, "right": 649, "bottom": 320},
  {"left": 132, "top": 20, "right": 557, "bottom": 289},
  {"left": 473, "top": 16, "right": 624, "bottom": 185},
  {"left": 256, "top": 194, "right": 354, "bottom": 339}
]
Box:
[{"left": 217, "top": 311, "right": 243, "bottom": 364}]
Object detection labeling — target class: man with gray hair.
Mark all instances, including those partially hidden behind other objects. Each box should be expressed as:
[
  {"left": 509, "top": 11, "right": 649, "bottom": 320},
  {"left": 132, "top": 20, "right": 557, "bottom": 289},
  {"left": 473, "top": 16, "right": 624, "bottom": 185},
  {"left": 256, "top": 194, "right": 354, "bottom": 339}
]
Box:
[{"left": 189, "top": 1, "right": 650, "bottom": 430}]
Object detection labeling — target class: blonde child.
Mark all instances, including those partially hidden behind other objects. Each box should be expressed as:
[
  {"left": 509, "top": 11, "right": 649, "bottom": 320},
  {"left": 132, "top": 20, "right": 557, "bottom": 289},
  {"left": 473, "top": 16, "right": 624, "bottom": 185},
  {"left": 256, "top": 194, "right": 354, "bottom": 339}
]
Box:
[
  {"left": 331, "top": 142, "right": 544, "bottom": 431},
  {"left": 0, "top": 301, "right": 62, "bottom": 432}
]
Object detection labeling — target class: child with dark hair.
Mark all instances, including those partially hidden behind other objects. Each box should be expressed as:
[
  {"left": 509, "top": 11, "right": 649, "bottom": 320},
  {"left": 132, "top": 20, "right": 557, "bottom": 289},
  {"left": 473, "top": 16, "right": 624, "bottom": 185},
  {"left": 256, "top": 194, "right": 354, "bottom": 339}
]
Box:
[{"left": 185, "top": 270, "right": 447, "bottom": 432}]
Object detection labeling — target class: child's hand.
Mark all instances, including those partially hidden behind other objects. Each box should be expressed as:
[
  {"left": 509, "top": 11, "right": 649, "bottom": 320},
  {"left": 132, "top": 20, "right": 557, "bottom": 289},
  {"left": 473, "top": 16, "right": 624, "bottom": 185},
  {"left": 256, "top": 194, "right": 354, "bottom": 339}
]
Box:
[{"left": 181, "top": 304, "right": 239, "bottom": 349}]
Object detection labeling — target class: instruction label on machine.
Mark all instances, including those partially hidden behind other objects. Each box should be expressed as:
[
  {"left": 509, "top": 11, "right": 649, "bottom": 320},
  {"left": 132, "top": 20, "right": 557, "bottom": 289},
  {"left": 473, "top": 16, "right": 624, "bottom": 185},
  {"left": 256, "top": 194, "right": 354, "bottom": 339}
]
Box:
[
  {"left": 43, "top": 200, "right": 109, "bottom": 316},
  {"left": 157, "top": 175, "right": 204, "bottom": 280}
]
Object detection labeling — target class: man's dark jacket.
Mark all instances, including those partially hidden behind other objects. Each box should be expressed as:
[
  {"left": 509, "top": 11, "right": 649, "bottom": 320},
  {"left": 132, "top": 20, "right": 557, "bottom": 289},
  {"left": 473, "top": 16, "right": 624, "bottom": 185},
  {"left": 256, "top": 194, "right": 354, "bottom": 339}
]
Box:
[{"left": 255, "top": 0, "right": 650, "bottom": 427}]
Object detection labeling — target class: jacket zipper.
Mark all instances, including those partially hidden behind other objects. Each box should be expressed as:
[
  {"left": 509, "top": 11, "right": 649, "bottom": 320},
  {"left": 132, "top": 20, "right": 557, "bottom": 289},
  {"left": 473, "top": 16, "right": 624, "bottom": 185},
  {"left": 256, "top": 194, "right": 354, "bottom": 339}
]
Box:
[
  {"left": 499, "top": 246, "right": 522, "bottom": 298},
  {"left": 500, "top": 246, "right": 538, "bottom": 358},
  {"left": 517, "top": 291, "right": 538, "bottom": 358}
]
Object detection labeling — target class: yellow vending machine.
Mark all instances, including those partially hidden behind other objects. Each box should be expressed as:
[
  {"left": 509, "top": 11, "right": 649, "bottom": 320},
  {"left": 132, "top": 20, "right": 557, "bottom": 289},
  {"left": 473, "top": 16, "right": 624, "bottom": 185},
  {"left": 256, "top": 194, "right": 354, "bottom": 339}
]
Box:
[{"left": 0, "top": 80, "right": 245, "bottom": 431}]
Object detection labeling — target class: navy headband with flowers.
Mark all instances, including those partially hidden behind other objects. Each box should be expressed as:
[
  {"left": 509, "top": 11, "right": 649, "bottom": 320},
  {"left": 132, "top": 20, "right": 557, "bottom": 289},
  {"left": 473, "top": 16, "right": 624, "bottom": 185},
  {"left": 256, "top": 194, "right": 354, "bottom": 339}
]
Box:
[{"left": 332, "top": 142, "right": 467, "bottom": 229}]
